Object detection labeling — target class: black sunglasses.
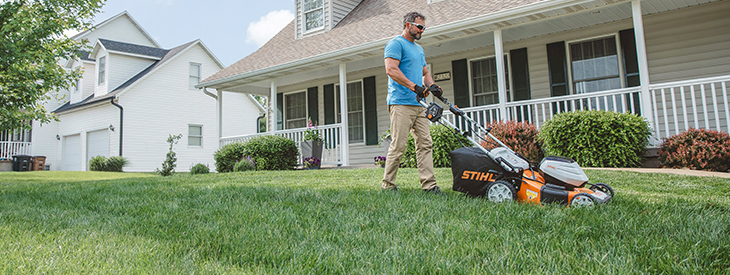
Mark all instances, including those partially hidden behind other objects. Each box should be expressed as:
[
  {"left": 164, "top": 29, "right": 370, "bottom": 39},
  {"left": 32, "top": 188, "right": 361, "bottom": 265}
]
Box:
[{"left": 408, "top": 22, "right": 426, "bottom": 31}]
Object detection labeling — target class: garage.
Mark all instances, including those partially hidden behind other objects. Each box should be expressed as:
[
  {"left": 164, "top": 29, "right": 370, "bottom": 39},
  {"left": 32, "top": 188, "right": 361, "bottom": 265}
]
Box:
[
  {"left": 62, "top": 134, "right": 81, "bottom": 171},
  {"left": 86, "top": 129, "right": 109, "bottom": 170}
]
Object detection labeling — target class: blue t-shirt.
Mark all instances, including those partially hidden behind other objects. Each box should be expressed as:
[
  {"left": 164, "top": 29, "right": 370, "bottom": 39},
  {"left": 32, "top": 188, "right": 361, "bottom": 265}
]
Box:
[{"left": 384, "top": 36, "right": 426, "bottom": 106}]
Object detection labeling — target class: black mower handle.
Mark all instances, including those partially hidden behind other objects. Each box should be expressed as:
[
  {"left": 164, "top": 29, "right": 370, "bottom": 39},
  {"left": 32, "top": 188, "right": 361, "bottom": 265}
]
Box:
[{"left": 434, "top": 94, "right": 464, "bottom": 117}]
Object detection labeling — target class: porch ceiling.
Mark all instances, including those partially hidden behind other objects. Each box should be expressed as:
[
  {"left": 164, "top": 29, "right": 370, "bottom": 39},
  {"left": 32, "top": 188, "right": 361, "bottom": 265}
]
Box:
[{"left": 214, "top": 0, "right": 721, "bottom": 95}]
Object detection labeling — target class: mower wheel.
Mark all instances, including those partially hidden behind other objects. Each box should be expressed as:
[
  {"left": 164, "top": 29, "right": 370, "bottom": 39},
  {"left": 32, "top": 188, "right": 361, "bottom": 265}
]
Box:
[
  {"left": 590, "top": 183, "right": 614, "bottom": 197},
  {"left": 570, "top": 193, "right": 595, "bottom": 207},
  {"left": 486, "top": 180, "right": 516, "bottom": 203}
]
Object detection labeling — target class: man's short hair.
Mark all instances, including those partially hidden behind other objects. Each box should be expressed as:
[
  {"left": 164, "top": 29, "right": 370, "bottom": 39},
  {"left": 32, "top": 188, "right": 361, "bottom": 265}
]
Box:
[{"left": 403, "top": 12, "right": 425, "bottom": 28}]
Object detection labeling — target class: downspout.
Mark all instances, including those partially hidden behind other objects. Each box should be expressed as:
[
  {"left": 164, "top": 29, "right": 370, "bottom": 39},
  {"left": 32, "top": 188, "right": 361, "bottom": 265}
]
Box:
[
  {"left": 256, "top": 114, "right": 265, "bottom": 133},
  {"left": 110, "top": 97, "right": 123, "bottom": 156}
]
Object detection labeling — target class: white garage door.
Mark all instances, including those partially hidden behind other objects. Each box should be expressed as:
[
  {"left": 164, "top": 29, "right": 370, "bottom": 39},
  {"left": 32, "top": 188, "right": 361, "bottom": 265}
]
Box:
[
  {"left": 62, "top": 134, "right": 81, "bottom": 171},
  {"left": 86, "top": 129, "right": 109, "bottom": 170}
]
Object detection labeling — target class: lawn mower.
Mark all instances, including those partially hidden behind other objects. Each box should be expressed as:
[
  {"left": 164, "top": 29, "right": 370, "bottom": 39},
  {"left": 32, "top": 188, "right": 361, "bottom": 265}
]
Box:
[{"left": 417, "top": 94, "right": 614, "bottom": 207}]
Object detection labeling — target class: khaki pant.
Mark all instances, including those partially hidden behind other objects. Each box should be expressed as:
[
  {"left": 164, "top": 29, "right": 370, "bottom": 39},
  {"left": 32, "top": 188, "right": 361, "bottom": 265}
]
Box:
[{"left": 382, "top": 105, "right": 436, "bottom": 190}]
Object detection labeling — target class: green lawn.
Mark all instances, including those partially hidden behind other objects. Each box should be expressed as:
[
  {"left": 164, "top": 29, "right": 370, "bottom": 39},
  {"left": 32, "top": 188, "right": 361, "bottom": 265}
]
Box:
[{"left": 0, "top": 169, "right": 728, "bottom": 274}]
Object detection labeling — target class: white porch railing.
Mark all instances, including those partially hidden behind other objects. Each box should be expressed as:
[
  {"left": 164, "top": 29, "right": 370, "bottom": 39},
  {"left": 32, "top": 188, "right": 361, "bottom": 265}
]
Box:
[
  {"left": 444, "top": 87, "right": 643, "bottom": 132},
  {"left": 443, "top": 75, "right": 729, "bottom": 144},
  {"left": 0, "top": 141, "right": 32, "bottom": 160},
  {"left": 649, "top": 75, "right": 730, "bottom": 140},
  {"left": 220, "top": 123, "right": 343, "bottom": 166}
]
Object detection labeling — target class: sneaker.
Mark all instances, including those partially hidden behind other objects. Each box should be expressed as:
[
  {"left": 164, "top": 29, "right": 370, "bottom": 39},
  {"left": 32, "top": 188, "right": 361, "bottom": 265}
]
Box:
[{"left": 424, "top": 186, "right": 444, "bottom": 195}]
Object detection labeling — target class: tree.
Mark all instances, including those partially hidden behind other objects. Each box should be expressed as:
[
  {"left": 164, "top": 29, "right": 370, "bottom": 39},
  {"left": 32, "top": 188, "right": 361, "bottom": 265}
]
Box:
[{"left": 0, "top": 0, "right": 105, "bottom": 131}]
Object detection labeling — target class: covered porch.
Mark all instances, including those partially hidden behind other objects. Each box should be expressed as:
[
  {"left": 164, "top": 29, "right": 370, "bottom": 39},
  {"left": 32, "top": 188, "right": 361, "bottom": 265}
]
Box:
[{"left": 200, "top": 0, "right": 729, "bottom": 167}]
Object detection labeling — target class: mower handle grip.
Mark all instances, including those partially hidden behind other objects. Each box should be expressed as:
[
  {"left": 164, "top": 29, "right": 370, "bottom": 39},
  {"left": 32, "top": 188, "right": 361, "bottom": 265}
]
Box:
[{"left": 434, "top": 95, "right": 465, "bottom": 117}]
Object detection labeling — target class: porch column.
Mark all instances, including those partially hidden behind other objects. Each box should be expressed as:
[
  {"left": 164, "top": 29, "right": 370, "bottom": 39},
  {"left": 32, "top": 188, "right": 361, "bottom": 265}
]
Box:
[
  {"left": 632, "top": 0, "right": 655, "bottom": 128},
  {"left": 494, "top": 29, "right": 508, "bottom": 121},
  {"left": 339, "top": 63, "right": 350, "bottom": 166},
  {"left": 270, "top": 79, "right": 277, "bottom": 133},
  {"left": 216, "top": 89, "right": 223, "bottom": 143}
]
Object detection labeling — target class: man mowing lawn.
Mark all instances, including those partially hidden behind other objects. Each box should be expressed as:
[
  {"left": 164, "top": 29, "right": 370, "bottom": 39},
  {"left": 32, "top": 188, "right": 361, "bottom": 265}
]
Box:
[{"left": 382, "top": 11, "right": 444, "bottom": 194}]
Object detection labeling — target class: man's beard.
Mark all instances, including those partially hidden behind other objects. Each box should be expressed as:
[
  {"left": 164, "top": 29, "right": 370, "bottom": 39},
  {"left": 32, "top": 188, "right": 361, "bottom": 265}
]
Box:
[{"left": 410, "top": 29, "right": 421, "bottom": 40}]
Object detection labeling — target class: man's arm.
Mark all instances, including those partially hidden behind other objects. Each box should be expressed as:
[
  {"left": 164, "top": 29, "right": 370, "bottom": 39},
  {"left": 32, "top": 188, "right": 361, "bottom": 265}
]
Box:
[
  {"left": 385, "top": 57, "right": 417, "bottom": 91},
  {"left": 422, "top": 65, "right": 435, "bottom": 87}
]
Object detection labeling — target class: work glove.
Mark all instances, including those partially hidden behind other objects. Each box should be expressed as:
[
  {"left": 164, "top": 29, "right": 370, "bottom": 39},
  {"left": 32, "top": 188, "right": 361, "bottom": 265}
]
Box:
[
  {"left": 413, "top": 84, "right": 429, "bottom": 98},
  {"left": 428, "top": 84, "right": 443, "bottom": 98}
]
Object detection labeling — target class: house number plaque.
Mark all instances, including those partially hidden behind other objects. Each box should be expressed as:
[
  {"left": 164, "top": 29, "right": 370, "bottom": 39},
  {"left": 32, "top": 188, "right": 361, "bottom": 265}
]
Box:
[{"left": 433, "top": 72, "right": 451, "bottom": 82}]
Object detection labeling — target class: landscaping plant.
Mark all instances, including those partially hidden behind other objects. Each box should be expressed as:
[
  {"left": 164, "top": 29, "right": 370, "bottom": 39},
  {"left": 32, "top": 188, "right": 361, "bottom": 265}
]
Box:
[
  {"left": 216, "top": 135, "right": 298, "bottom": 171},
  {"left": 480, "top": 120, "right": 544, "bottom": 162},
  {"left": 190, "top": 163, "right": 210, "bottom": 175},
  {"left": 233, "top": 156, "right": 256, "bottom": 172},
  {"left": 89, "top": 156, "right": 128, "bottom": 172},
  {"left": 156, "top": 134, "right": 182, "bottom": 176},
  {"left": 538, "top": 110, "right": 651, "bottom": 167},
  {"left": 658, "top": 128, "right": 730, "bottom": 172},
  {"left": 214, "top": 142, "right": 246, "bottom": 173}
]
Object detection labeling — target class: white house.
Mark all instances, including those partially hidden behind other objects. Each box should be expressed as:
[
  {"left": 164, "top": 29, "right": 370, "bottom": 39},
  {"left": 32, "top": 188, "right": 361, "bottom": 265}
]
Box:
[
  {"left": 198, "top": 0, "right": 729, "bottom": 167},
  {"left": 26, "top": 11, "right": 264, "bottom": 172}
]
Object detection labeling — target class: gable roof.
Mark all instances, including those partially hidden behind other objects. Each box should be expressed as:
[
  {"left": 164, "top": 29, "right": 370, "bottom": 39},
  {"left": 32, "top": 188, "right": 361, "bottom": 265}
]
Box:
[
  {"left": 200, "top": 0, "right": 544, "bottom": 86},
  {"left": 54, "top": 41, "right": 198, "bottom": 114},
  {"left": 93, "top": 38, "right": 169, "bottom": 59},
  {"left": 72, "top": 11, "right": 161, "bottom": 48}
]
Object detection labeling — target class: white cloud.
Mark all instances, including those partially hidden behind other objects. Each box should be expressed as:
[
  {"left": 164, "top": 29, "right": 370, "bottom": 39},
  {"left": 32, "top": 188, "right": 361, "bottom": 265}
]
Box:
[{"left": 246, "top": 10, "right": 295, "bottom": 47}]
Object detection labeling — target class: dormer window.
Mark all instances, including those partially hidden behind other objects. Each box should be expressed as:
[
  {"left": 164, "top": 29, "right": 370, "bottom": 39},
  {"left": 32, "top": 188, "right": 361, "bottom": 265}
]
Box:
[
  {"left": 304, "top": 0, "right": 324, "bottom": 32},
  {"left": 98, "top": 56, "right": 106, "bottom": 85}
]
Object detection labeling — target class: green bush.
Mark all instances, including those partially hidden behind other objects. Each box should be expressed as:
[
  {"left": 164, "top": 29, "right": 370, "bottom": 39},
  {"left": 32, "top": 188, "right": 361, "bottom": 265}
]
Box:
[
  {"left": 401, "top": 124, "right": 470, "bottom": 168},
  {"left": 537, "top": 110, "right": 651, "bottom": 167},
  {"left": 214, "top": 142, "right": 246, "bottom": 173},
  {"left": 658, "top": 128, "right": 730, "bottom": 172},
  {"left": 89, "top": 156, "right": 128, "bottom": 172},
  {"left": 190, "top": 163, "right": 210, "bottom": 175},
  {"left": 242, "top": 135, "right": 298, "bottom": 171},
  {"left": 480, "top": 120, "right": 544, "bottom": 162},
  {"left": 233, "top": 156, "right": 256, "bottom": 172},
  {"left": 214, "top": 136, "right": 298, "bottom": 172}
]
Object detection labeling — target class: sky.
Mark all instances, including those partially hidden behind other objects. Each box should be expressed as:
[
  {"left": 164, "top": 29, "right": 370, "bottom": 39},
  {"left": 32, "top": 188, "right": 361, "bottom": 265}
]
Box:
[{"left": 91, "top": 0, "right": 296, "bottom": 67}]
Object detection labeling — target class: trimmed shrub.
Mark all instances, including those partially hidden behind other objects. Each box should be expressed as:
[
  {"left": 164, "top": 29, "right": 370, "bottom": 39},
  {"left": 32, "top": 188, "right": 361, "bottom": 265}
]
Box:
[
  {"left": 156, "top": 134, "right": 182, "bottom": 177},
  {"left": 401, "top": 124, "right": 470, "bottom": 168},
  {"left": 214, "top": 142, "right": 246, "bottom": 173},
  {"left": 658, "top": 128, "right": 730, "bottom": 172},
  {"left": 537, "top": 110, "right": 651, "bottom": 167},
  {"left": 190, "top": 163, "right": 210, "bottom": 175},
  {"left": 89, "top": 156, "right": 128, "bottom": 172},
  {"left": 215, "top": 136, "right": 298, "bottom": 172},
  {"left": 242, "top": 135, "right": 298, "bottom": 170},
  {"left": 233, "top": 156, "right": 256, "bottom": 172},
  {"left": 479, "top": 120, "right": 544, "bottom": 162}
]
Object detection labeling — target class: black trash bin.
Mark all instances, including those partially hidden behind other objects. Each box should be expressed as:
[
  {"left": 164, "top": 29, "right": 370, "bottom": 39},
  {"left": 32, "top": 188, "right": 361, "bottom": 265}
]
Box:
[{"left": 12, "top": 155, "right": 32, "bottom": 172}]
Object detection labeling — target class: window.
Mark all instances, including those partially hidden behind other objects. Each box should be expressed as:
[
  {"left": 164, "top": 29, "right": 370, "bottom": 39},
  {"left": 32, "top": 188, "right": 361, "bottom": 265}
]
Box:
[
  {"left": 335, "top": 81, "right": 364, "bottom": 143},
  {"left": 303, "top": 0, "right": 324, "bottom": 32},
  {"left": 285, "top": 91, "right": 307, "bottom": 129},
  {"left": 188, "top": 125, "right": 203, "bottom": 146},
  {"left": 569, "top": 36, "right": 621, "bottom": 94},
  {"left": 98, "top": 56, "right": 106, "bottom": 85},
  {"left": 73, "top": 66, "right": 80, "bottom": 93},
  {"left": 189, "top": 63, "right": 201, "bottom": 90},
  {"left": 470, "top": 56, "right": 509, "bottom": 106}
]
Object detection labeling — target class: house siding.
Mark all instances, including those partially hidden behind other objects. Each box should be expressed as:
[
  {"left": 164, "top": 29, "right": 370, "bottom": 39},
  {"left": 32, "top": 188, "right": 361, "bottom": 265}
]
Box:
[
  {"left": 332, "top": 0, "right": 362, "bottom": 27},
  {"left": 81, "top": 15, "right": 157, "bottom": 48},
  {"left": 107, "top": 53, "right": 156, "bottom": 93}
]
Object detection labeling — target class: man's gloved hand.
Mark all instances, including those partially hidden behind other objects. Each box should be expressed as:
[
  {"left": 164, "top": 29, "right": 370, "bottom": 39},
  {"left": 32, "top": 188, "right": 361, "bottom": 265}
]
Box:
[
  {"left": 413, "top": 84, "right": 429, "bottom": 98},
  {"left": 428, "top": 84, "right": 443, "bottom": 98}
]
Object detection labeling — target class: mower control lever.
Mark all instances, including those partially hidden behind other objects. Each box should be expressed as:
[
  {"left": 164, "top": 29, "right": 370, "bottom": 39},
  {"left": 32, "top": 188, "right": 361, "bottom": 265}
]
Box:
[{"left": 434, "top": 95, "right": 465, "bottom": 117}]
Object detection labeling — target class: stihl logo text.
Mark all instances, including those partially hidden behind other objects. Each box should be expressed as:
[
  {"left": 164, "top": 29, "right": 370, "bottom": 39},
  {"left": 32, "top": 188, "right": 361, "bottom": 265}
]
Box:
[{"left": 461, "top": 171, "right": 496, "bottom": 182}]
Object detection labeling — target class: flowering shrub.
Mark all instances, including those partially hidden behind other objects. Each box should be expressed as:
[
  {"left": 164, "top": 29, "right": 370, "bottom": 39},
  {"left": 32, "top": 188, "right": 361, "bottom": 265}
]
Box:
[
  {"left": 374, "top": 156, "right": 386, "bottom": 166},
  {"left": 658, "top": 128, "right": 730, "bottom": 172},
  {"left": 190, "top": 163, "right": 210, "bottom": 175},
  {"left": 479, "top": 120, "right": 543, "bottom": 162},
  {"left": 233, "top": 156, "right": 256, "bottom": 172},
  {"left": 303, "top": 118, "right": 323, "bottom": 142},
  {"left": 304, "top": 156, "right": 321, "bottom": 169}
]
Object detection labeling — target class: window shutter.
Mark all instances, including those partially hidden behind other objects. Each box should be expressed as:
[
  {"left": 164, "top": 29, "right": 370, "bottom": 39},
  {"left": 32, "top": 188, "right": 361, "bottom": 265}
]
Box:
[
  {"left": 276, "top": 93, "right": 283, "bottom": 130},
  {"left": 363, "top": 76, "right": 378, "bottom": 146},
  {"left": 546, "top": 41, "right": 568, "bottom": 97},
  {"left": 323, "top": 84, "right": 335, "bottom": 124},
  {"left": 510, "top": 48, "right": 531, "bottom": 101},
  {"left": 307, "top": 86, "right": 319, "bottom": 124},
  {"left": 452, "top": 59, "right": 470, "bottom": 107},
  {"left": 619, "top": 28, "right": 640, "bottom": 87}
]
